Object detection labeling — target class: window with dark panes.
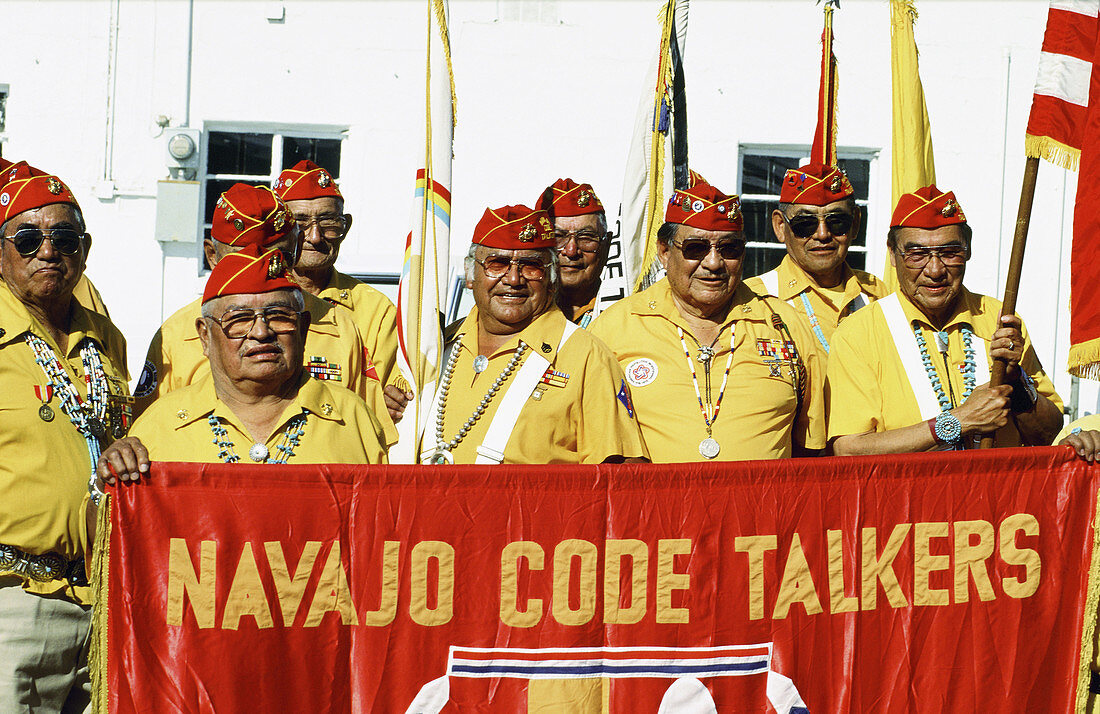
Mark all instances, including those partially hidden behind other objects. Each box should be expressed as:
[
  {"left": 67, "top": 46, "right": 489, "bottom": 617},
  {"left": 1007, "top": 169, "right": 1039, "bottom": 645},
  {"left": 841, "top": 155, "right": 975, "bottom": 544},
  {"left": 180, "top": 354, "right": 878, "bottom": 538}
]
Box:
[
  {"left": 738, "top": 147, "right": 875, "bottom": 279},
  {"left": 199, "top": 128, "right": 344, "bottom": 270}
]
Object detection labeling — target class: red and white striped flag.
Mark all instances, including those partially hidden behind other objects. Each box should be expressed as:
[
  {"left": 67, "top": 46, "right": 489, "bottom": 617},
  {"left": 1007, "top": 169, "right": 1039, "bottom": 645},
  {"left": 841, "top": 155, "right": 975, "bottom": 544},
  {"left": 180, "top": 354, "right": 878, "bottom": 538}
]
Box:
[{"left": 1026, "top": 1, "right": 1100, "bottom": 376}]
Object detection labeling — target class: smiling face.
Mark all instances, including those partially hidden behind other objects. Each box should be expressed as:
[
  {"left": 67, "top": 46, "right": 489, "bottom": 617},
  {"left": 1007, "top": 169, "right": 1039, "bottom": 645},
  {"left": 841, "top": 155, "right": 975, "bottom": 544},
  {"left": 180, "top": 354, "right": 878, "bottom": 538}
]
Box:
[
  {"left": 287, "top": 196, "right": 349, "bottom": 274},
  {"left": 890, "top": 224, "right": 969, "bottom": 323},
  {"left": 0, "top": 203, "right": 86, "bottom": 313},
  {"left": 771, "top": 199, "right": 860, "bottom": 285},
  {"left": 554, "top": 213, "right": 607, "bottom": 296},
  {"left": 198, "top": 289, "right": 308, "bottom": 390},
  {"left": 657, "top": 224, "right": 745, "bottom": 320},
  {"left": 467, "top": 245, "right": 557, "bottom": 336}
]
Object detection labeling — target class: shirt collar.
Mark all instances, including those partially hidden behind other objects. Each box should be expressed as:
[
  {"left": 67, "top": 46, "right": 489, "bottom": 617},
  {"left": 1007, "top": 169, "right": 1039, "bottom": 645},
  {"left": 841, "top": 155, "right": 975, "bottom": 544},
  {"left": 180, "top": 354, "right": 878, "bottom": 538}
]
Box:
[
  {"left": 631, "top": 278, "right": 769, "bottom": 327},
  {"left": 458, "top": 306, "right": 568, "bottom": 360},
  {"left": 176, "top": 371, "right": 344, "bottom": 433},
  {"left": 897, "top": 287, "right": 983, "bottom": 331},
  {"left": 774, "top": 255, "right": 869, "bottom": 308},
  {"left": 318, "top": 270, "right": 356, "bottom": 309},
  {"left": 0, "top": 280, "right": 108, "bottom": 355}
]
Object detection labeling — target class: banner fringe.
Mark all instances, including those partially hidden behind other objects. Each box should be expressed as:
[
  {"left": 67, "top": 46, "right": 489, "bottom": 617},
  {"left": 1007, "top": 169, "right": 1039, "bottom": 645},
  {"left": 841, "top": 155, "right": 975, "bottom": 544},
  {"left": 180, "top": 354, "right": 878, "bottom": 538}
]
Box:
[
  {"left": 1077, "top": 488, "right": 1100, "bottom": 711},
  {"left": 1025, "top": 134, "right": 1080, "bottom": 172},
  {"left": 1069, "top": 339, "right": 1100, "bottom": 380},
  {"left": 89, "top": 494, "right": 112, "bottom": 714}
]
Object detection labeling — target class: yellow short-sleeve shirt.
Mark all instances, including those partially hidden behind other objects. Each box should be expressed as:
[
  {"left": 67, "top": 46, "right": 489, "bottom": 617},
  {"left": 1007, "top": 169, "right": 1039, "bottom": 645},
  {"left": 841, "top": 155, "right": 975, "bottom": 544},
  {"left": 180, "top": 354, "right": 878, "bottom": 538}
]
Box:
[
  {"left": 137, "top": 293, "right": 397, "bottom": 445},
  {"left": 129, "top": 373, "right": 388, "bottom": 464},
  {"left": 826, "top": 288, "right": 1062, "bottom": 446},
  {"left": 423, "top": 307, "right": 648, "bottom": 464},
  {"left": 743, "top": 255, "right": 888, "bottom": 353},
  {"left": 319, "top": 270, "right": 409, "bottom": 392},
  {"left": 0, "top": 286, "right": 130, "bottom": 602},
  {"left": 1054, "top": 413, "right": 1099, "bottom": 443},
  {"left": 589, "top": 279, "right": 826, "bottom": 462}
]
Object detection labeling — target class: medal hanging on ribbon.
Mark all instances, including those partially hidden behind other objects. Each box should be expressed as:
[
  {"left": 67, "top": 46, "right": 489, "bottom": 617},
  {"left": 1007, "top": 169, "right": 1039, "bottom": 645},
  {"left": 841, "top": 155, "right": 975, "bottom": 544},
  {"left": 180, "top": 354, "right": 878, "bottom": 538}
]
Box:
[
  {"left": 678, "top": 326, "right": 736, "bottom": 460},
  {"left": 34, "top": 384, "right": 55, "bottom": 422}
]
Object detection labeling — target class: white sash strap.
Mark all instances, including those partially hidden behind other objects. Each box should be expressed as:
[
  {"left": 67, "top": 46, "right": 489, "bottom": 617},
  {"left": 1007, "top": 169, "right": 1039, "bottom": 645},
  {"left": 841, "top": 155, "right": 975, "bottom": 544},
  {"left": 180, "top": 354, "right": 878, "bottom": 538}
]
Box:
[
  {"left": 758, "top": 270, "right": 780, "bottom": 298},
  {"left": 878, "top": 294, "right": 943, "bottom": 421},
  {"left": 474, "top": 321, "right": 582, "bottom": 465},
  {"left": 973, "top": 334, "right": 992, "bottom": 384}
]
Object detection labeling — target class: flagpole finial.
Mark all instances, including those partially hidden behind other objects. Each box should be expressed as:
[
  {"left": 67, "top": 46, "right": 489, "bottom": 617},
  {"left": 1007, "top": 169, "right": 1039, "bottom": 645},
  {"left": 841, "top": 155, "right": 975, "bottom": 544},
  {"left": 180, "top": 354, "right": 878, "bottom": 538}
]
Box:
[{"left": 817, "top": 0, "right": 841, "bottom": 8}]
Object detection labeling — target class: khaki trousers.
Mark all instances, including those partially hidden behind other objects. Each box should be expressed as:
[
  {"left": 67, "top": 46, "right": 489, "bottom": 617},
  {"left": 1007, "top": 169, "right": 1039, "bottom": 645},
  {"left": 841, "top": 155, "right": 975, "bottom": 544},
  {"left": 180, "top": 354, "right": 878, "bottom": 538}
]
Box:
[{"left": 0, "top": 578, "right": 90, "bottom": 714}]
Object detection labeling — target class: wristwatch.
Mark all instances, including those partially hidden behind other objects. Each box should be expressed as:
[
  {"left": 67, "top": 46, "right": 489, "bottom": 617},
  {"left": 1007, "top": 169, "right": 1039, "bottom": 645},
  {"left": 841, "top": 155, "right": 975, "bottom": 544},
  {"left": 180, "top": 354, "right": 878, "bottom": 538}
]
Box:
[{"left": 933, "top": 411, "right": 963, "bottom": 447}]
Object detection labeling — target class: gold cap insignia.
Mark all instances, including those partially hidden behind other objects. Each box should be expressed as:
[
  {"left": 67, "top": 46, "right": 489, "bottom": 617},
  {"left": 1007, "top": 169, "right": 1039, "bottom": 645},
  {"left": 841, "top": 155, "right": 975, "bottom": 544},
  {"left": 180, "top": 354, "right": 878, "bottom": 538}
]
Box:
[
  {"left": 518, "top": 224, "right": 537, "bottom": 242},
  {"left": 46, "top": 177, "right": 63, "bottom": 195},
  {"left": 273, "top": 211, "right": 286, "bottom": 231},
  {"left": 829, "top": 175, "right": 843, "bottom": 192},
  {"left": 321, "top": 403, "right": 333, "bottom": 416},
  {"left": 538, "top": 216, "right": 551, "bottom": 231},
  {"left": 233, "top": 218, "right": 245, "bottom": 231},
  {"left": 267, "top": 253, "right": 286, "bottom": 279},
  {"left": 577, "top": 190, "right": 591, "bottom": 207},
  {"left": 339, "top": 289, "right": 349, "bottom": 300},
  {"left": 318, "top": 172, "right": 330, "bottom": 188},
  {"left": 941, "top": 200, "right": 957, "bottom": 217}
]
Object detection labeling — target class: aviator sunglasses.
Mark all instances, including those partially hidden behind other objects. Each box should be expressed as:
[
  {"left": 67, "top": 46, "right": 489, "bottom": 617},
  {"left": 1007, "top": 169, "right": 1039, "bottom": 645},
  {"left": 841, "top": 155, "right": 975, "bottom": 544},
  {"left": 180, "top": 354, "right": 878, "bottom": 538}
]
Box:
[
  {"left": 782, "top": 212, "right": 855, "bottom": 239},
  {"left": 3, "top": 228, "right": 85, "bottom": 257},
  {"left": 669, "top": 237, "right": 745, "bottom": 261}
]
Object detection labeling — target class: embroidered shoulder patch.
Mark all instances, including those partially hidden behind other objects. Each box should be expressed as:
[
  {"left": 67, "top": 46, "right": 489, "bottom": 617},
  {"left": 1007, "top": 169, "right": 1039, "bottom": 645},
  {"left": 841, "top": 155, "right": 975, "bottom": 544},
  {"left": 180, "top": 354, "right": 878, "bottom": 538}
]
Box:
[{"left": 133, "top": 359, "right": 158, "bottom": 398}]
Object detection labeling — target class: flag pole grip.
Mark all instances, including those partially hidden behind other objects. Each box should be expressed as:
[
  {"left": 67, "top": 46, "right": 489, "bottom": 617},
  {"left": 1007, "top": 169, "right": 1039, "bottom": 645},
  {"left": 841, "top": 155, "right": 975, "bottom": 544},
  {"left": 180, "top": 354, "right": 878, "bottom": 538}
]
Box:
[{"left": 980, "top": 156, "right": 1040, "bottom": 449}]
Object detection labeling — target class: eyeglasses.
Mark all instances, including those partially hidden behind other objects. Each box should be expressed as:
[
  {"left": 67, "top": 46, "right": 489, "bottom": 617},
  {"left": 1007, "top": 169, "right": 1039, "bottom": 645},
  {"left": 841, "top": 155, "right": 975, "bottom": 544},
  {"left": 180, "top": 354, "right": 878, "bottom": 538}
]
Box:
[
  {"left": 2, "top": 228, "right": 85, "bottom": 257},
  {"left": 669, "top": 237, "right": 745, "bottom": 261},
  {"left": 205, "top": 307, "right": 303, "bottom": 339},
  {"left": 555, "top": 230, "right": 606, "bottom": 254},
  {"left": 294, "top": 214, "right": 347, "bottom": 239},
  {"left": 895, "top": 245, "right": 968, "bottom": 268},
  {"left": 782, "top": 212, "right": 855, "bottom": 239},
  {"left": 475, "top": 256, "right": 549, "bottom": 280}
]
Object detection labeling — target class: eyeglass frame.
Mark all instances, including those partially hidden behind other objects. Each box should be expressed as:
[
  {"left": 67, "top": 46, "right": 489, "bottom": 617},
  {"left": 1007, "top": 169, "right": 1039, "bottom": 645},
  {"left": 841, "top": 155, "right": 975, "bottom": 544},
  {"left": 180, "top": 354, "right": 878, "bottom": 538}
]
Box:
[
  {"left": 202, "top": 306, "right": 305, "bottom": 339},
  {"left": 892, "top": 244, "right": 969, "bottom": 269},
  {"left": 293, "top": 213, "right": 348, "bottom": 240},
  {"left": 474, "top": 255, "right": 551, "bottom": 281},
  {"left": 554, "top": 229, "right": 611, "bottom": 254},
  {"left": 779, "top": 211, "right": 857, "bottom": 240},
  {"left": 2, "top": 227, "right": 87, "bottom": 257},
  {"left": 668, "top": 236, "right": 746, "bottom": 262}
]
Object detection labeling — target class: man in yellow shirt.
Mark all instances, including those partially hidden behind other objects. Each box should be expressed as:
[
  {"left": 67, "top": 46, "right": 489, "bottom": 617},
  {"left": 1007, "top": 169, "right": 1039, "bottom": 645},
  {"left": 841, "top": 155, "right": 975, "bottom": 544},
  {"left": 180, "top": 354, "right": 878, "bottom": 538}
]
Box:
[
  {"left": 827, "top": 185, "right": 1063, "bottom": 454},
  {"left": 419, "top": 204, "right": 647, "bottom": 465},
  {"left": 537, "top": 178, "right": 612, "bottom": 328},
  {"left": 135, "top": 183, "right": 396, "bottom": 444},
  {"left": 590, "top": 178, "right": 825, "bottom": 462},
  {"left": 274, "top": 160, "right": 411, "bottom": 418},
  {"left": 100, "top": 246, "right": 387, "bottom": 480},
  {"left": 0, "top": 161, "right": 130, "bottom": 712},
  {"left": 743, "top": 162, "right": 887, "bottom": 354}
]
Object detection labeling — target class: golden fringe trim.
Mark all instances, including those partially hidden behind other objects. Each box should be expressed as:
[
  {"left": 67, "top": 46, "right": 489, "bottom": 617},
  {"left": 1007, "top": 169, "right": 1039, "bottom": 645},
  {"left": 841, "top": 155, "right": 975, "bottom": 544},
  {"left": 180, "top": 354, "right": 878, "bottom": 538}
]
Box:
[
  {"left": 1069, "top": 339, "right": 1100, "bottom": 381},
  {"left": 891, "top": 0, "right": 918, "bottom": 29},
  {"left": 88, "top": 494, "right": 112, "bottom": 714},
  {"left": 1025, "top": 135, "right": 1080, "bottom": 172},
  {"left": 431, "top": 0, "right": 457, "bottom": 128},
  {"left": 1077, "top": 491, "right": 1100, "bottom": 711}
]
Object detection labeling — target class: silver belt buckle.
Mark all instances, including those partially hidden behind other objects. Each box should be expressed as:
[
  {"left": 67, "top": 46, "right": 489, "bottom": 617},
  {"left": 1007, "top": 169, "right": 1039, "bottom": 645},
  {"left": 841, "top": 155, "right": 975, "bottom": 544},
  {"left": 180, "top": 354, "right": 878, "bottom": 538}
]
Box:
[{"left": 0, "top": 543, "right": 68, "bottom": 582}]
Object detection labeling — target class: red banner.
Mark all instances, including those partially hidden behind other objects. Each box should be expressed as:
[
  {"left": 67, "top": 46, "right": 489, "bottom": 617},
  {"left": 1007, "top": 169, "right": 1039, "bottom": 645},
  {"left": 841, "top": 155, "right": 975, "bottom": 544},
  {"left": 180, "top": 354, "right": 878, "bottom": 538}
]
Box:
[{"left": 93, "top": 449, "right": 1099, "bottom": 713}]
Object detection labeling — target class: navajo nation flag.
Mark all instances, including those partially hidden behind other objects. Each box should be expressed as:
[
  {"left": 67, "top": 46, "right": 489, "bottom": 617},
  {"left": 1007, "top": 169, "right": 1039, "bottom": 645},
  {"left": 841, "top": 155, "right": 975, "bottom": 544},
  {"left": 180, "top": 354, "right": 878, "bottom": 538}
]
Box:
[
  {"left": 92, "top": 450, "right": 1099, "bottom": 712},
  {"left": 1025, "top": 0, "right": 1100, "bottom": 376}
]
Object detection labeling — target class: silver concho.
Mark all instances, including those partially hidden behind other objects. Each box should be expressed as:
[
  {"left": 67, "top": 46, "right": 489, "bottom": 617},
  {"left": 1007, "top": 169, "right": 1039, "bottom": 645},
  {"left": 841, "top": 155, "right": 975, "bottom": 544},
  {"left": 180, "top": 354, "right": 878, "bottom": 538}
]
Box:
[
  {"left": 249, "top": 443, "right": 270, "bottom": 462},
  {"left": 473, "top": 355, "right": 489, "bottom": 374},
  {"left": 87, "top": 418, "right": 106, "bottom": 439},
  {"left": 428, "top": 449, "right": 454, "bottom": 465},
  {"left": 699, "top": 437, "right": 721, "bottom": 459}
]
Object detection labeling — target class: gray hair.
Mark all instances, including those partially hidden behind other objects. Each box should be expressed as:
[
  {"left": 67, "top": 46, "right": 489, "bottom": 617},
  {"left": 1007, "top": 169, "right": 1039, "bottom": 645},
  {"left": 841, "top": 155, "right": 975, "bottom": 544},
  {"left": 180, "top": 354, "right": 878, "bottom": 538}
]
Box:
[
  {"left": 201, "top": 287, "right": 305, "bottom": 318},
  {"left": 464, "top": 243, "right": 560, "bottom": 286}
]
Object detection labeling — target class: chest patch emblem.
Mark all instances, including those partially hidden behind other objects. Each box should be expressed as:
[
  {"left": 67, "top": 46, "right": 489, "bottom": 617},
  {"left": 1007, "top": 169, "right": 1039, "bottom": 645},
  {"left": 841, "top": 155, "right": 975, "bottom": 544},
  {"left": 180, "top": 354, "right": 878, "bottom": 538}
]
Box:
[
  {"left": 625, "top": 358, "right": 658, "bottom": 387},
  {"left": 308, "top": 356, "right": 342, "bottom": 381}
]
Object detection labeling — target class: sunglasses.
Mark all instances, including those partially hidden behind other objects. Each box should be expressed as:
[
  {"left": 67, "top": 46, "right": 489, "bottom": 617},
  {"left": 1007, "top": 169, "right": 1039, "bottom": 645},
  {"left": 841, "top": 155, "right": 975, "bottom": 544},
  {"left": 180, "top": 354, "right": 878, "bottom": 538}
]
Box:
[
  {"left": 669, "top": 237, "right": 745, "bottom": 261},
  {"left": 3, "top": 228, "right": 85, "bottom": 257},
  {"left": 782, "top": 212, "right": 854, "bottom": 239},
  {"left": 476, "top": 256, "right": 548, "bottom": 280}
]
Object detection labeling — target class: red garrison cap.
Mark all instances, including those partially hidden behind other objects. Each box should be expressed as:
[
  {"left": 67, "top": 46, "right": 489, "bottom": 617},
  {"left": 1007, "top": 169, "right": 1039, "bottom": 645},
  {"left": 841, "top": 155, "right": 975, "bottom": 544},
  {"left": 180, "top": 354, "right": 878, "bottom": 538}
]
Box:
[
  {"left": 664, "top": 180, "right": 743, "bottom": 232},
  {"left": 890, "top": 184, "right": 967, "bottom": 229},
  {"left": 779, "top": 161, "right": 854, "bottom": 205},
  {"left": 472, "top": 205, "right": 555, "bottom": 249},
  {"left": 202, "top": 246, "right": 298, "bottom": 304},
  {"left": 539, "top": 178, "right": 604, "bottom": 218},
  {"left": 0, "top": 160, "right": 80, "bottom": 225},
  {"left": 211, "top": 184, "right": 294, "bottom": 247},
  {"left": 273, "top": 160, "right": 342, "bottom": 202}
]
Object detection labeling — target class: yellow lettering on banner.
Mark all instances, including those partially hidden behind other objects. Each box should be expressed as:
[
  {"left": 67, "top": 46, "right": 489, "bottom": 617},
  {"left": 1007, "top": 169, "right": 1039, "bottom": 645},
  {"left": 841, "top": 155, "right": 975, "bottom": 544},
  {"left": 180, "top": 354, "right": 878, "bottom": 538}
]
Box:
[
  {"left": 221, "top": 542, "right": 274, "bottom": 630},
  {"left": 363, "top": 541, "right": 401, "bottom": 626},
  {"left": 1000, "top": 514, "right": 1041, "bottom": 599},
  {"left": 552, "top": 540, "right": 598, "bottom": 626},
  {"left": 953, "top": 520, "right": 995, "bottom": 603},
  {"left": 736, "top": 535, "right": 777, "bottom": 621},
  {"left": 773, "top": 533, "right": 823, "bottom": 619},
  {"left": 604, "top": 539, "right": 648, "bottom": 625},
  {"left": 528, "top": 678, "right": 606, "bottom": 713},
  {"left": 656, "top": 538, "right": 691, "bottom": 624},
  {"left": 304, "top": 541, "right": 359, "bottom": 627},
  {"left": 264, "top": 541, "right": 321, "bottom": 627},
  {"left": 913, "top": 522, "right": 950, "bottom": 607},
  {"left": 861, "top": 525, "right": 911, "bottom": 610},
  {"left": 166, "top": 538, "right": 217, "bottom": 628},
  {"left": 410, "top": 541, "right": 454, "bottom": 626},
  {"left": 500, "top": 541, "right": 544, "bottom": 628},
  {"left": 827, "top": 530, "right": 858, "bottom": 613}
]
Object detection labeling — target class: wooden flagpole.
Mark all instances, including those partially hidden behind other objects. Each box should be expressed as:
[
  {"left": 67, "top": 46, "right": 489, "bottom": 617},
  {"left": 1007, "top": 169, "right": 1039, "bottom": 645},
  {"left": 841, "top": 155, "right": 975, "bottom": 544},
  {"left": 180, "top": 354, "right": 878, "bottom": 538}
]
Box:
[{"left": 979, "top": 156, "right": 1040, "bottom": 449}]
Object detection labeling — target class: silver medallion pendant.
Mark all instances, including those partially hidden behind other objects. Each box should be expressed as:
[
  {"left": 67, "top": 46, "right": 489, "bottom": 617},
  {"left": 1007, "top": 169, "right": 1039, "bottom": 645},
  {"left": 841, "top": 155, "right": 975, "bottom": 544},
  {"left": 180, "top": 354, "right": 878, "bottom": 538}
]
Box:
[
  {"left": 699, "top": 437, "right": 721, "bottom": 459},
  {"left": 473, "top": 355, "right": 489, "bottom": 374},
  {"left": 429, "top": 449, "right": 454, "bottom": 465},
  {"left": 38, "top": 404, "right": 55, "bottom": 422},
  {"left": 249, "top": 443, "right": 270, "bottom": 462}
]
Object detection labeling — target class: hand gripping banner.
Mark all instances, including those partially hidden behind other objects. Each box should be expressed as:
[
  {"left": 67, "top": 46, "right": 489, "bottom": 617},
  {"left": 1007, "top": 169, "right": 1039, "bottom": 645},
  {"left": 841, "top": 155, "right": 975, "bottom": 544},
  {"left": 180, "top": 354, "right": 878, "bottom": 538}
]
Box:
[{"left": 92, "top": 448, "right": 1100, "bottom": 712}]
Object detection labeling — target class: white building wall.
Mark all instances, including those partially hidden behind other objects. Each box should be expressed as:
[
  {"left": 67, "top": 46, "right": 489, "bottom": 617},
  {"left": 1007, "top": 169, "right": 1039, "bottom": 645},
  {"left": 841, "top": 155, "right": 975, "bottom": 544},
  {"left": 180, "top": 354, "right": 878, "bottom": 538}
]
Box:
[{"left": 2, "top": 0, "right": 1092, "bottom": 417}]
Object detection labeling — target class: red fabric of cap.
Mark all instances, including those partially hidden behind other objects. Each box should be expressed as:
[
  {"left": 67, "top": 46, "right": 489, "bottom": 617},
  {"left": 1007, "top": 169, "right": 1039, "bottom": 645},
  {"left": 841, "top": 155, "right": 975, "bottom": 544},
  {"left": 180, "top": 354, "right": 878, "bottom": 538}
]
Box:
[
  {"left": 211, "top": 184, "right": 294, "bottom": 247},
  {"left": 472, "top": 205, "right": 555, "bottom": 249},
  {"left": 779, "top": 162, "right": 854, "bottom": 205},
  {"left": 890, "top": 184, "right": 967, "bottom": 229},
  {"left": 0, "top": 160, "right": 80, "bottom": 225},
  {"left": 540, "top": 178, "right": 604, "bottom": 217},
  {"left": 0, "top": 158, "right": 11, "bottom": 172},
  {"left": 273, "top": 160, "right": 342, "bottom": 202},
  {"left": 664, "top": 180, "right": 743, "bottom": 232},
  {"left": 202, "top": 246, "right": 298, "bottom": 304}
]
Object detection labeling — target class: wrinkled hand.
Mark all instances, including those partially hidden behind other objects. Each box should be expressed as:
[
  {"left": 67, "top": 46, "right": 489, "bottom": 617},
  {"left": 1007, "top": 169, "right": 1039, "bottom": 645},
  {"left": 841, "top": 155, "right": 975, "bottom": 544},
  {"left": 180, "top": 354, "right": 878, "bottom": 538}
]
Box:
[
  {"left": 384, "top": 384, "right": 413, "bottom": 423},
  {"left": 954, "top": 382, "right": 1012, "bottom": 435},
  {"left": 990, "top": 314, "right": 1025, "bottom": 379},
  {"left": 97, "top": 437, "right": 150, "bottom": 487},
  {"left": 1061, "top": 429, "right": 1100, "bottom": 463}
]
